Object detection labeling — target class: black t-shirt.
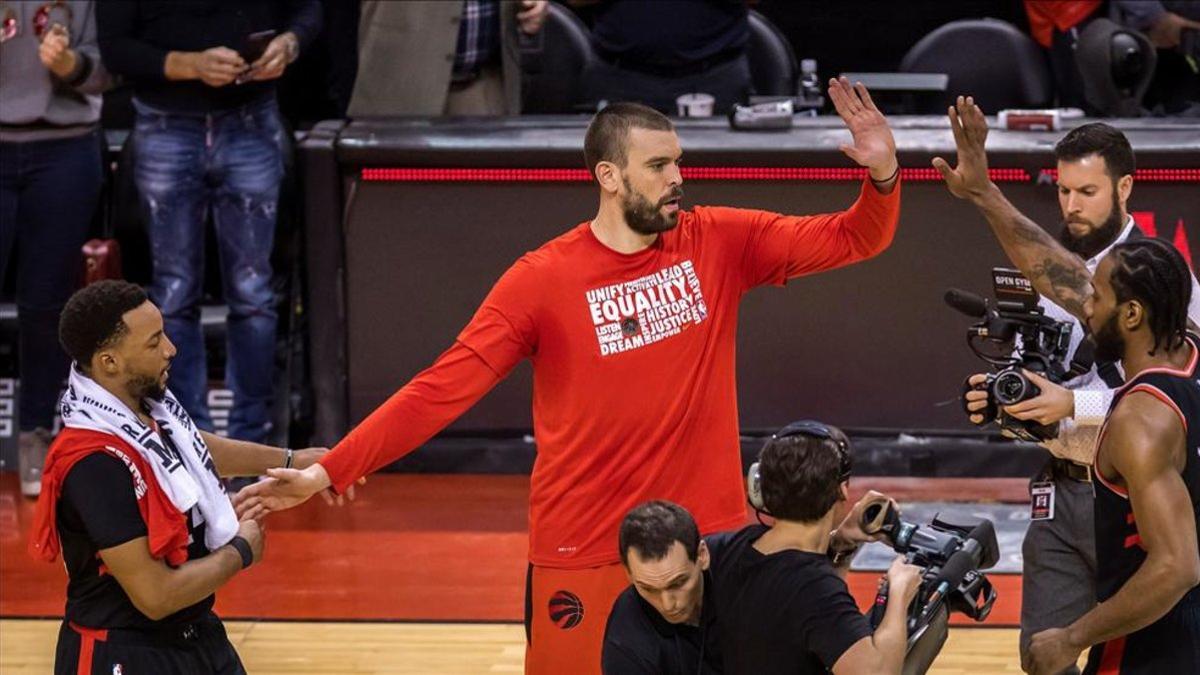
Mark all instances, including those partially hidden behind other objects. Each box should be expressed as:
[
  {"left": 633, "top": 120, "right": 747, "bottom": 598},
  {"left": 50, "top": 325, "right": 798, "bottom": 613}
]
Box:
[
  {"left": 709, "top": 525, "right": 872, "bottom": 675},
  {"left": 602, "top": 574, "right": 722, "bottom": 675},
  {"left": 601, "top": 533, "right": 730, "bottom": 675},
  {"left": 591, "top": 0, "right": 748, "bottom": 69},
  {"left": 59, "top": 453, "right": 214, "bottom": 629},
  {"left": 96, "top": 0, "right": 323, "bottom": 113}
]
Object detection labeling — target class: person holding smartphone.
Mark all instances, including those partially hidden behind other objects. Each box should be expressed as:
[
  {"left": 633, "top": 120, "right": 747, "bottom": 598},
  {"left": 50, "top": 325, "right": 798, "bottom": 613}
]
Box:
[
  {"left": 95, "top": 1, "right": 321, "bottom": 450},
  {"left": 1, "top": 0, "right": 111, "bottom": 498}
]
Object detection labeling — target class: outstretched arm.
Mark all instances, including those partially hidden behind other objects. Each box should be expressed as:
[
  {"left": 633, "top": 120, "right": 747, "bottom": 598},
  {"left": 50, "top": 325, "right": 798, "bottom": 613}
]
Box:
[
  {"left": 933, "top": 96, "right": 1093, "bottom": 322},
  {"left": 234, "top": 342, "right": 505, "bottom": 516}
]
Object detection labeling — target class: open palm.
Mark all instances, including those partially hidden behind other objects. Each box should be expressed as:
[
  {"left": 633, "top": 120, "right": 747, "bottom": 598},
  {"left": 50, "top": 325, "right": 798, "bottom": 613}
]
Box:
[
  {"left": 828, "top": 77, "right": 897, "bottom": 174},
  {"left": 932, "top": 96, "right": 992, "bottom": 199}
]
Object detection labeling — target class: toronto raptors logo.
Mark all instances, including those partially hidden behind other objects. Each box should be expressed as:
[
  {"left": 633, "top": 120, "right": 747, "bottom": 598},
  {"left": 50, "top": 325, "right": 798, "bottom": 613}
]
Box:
[
  {"left": 548, "top": 590, "right": 584, "bottom": 629},
  {"left": 620, "top": 317, "right": 640, "bottom": 337}
]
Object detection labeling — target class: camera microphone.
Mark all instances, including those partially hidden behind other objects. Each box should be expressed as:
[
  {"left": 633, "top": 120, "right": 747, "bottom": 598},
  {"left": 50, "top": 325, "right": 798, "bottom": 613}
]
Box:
[
  {"left": 918, "top": 519, "right": 997, "bottom": 624},
  {"left": 920, "top": 548, "right": 976, "bottom": 623},
  {"left": 944, "top": 289, "right": 990, "bottom": 318}
]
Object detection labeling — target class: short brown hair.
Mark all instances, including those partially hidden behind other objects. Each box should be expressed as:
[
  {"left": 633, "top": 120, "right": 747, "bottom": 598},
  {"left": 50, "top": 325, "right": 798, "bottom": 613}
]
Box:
[
  {"left": 618, "top": 500, "right": 700, "bottom": 567},
  {"left": 583, "top": 102, "right": 674, "bottom": 177},
  {"left": 759, "top": 432, "right": 846, "bottom": 523}
]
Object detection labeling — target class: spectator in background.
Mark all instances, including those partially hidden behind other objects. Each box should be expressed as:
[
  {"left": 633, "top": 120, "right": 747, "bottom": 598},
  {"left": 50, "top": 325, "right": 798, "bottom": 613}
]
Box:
[
  {"left": 0, "top": 0, "right": 110, "bottom": 497},
  {"left": 348, "top": 1, "right": 548, "bottom": 116},
  {"left": 573, "top": 0, "right": 752, "bottom": 115},
  {"left": 1023, "top": 0, "right": 1103, "bottom": 110},
  {"left": 96, "top": 1, "right": 321, "bottom": 447},
  {"left": 1112, "top": 1, "right": 1200, "bottom": 114}
]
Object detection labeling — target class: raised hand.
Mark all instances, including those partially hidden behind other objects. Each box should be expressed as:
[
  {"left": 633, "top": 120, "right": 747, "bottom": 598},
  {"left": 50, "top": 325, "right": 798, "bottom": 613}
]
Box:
[
  {"left": 827, "top": 76, "right": 897, "bottom": 181},
  {"left": 932, "top": 96, "right": 992, "bottom": 200}
]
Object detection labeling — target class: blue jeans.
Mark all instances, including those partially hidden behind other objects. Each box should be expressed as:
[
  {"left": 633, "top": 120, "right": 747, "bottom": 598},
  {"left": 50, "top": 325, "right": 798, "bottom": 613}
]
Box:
[
  {"left": 132, "top": 96, "right": 283, "bottom": 442},
  {"left": 0, "top": 130, "right": 104, "bottom": 431}
]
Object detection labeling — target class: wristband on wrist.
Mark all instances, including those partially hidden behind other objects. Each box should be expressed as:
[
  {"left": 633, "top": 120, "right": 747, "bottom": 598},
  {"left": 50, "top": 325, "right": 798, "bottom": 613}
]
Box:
[
  {"left": 284, "top": 448, "right": 294, "bottom": 469},
  {"left": 870, "top": 164, "right": 900, "bottom": 184},
  {"left": 229, "top": 535, "right": 254, "bottom": 569}
]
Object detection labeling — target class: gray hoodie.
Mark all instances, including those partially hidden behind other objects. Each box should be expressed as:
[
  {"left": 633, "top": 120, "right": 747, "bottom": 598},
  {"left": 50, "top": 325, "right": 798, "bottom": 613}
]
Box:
[{"left": 0, "top": 0, "right": 110, "bottom": 142}]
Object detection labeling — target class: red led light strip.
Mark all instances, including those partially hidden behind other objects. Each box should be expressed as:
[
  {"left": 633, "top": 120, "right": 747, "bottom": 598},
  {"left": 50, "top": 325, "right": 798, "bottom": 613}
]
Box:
[
  {"left": 360, "top": 167, "right": 1037, "bottom": 182},
  {"left": 1039, "top": 168, "right": 1200, "bottom": 183}
]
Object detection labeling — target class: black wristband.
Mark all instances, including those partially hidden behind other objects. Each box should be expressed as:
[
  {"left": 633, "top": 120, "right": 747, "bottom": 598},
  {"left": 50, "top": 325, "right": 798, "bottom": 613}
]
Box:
[
  {"left": 870, "top": 164, "right": 900, "bottom": 185},
  {"left": 229, "top": 535, "right": 254, "bottom": 569},
  {"left": 284, "top": 447, "right": 294, "bottom": 469}
]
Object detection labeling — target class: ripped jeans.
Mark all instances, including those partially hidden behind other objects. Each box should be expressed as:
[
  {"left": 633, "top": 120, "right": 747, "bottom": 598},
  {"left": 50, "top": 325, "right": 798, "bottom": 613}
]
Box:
[{"left": 132, "top": 96, "right": 283, "bottom": 442}]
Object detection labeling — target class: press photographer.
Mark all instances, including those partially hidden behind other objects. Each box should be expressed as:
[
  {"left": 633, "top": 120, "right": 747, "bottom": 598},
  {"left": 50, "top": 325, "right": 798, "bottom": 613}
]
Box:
[{"left": 938, "top": 111, "right": 1200, "bottom": 673}]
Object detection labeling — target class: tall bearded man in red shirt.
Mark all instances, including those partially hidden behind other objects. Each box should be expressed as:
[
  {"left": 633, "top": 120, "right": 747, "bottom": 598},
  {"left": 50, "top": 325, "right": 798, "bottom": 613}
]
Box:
[{"left": 235, "top": 77, "right": 902, "bottom": 674}]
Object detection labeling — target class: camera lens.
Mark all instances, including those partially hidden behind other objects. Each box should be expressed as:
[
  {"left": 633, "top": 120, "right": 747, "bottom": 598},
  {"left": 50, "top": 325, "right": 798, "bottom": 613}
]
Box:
[{"left": 992, "top": 371, "right": 1028, "bottom": 406}]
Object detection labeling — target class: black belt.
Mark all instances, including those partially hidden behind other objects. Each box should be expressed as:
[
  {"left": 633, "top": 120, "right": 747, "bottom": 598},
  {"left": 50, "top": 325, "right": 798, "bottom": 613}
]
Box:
[
  {"left": 600, "top": 48, "right": 743, "bottom": 78},
  {"left": 1046, "top": 457, "right": 1092, "bottom": 483}
]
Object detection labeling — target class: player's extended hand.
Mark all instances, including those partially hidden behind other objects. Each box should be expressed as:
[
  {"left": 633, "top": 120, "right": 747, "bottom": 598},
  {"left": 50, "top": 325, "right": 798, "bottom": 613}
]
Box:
[
  {"left": 233, "top": 463, "right": 334, "bottom": 519},
  {"left": 827, "top": 76, "right": 897, "bottom": 181},
  {"left": 834, "top": 490, "right": 895, "bottom": 546},
  {"left": 1024, "top": 627, "right": 1083, "bottom": 675},
  {"left": 1003, "top": 370, "right": 1074, "bottom": 426},
  {"left": 932, "top": 95, "right": 992, "bottom": 201}
]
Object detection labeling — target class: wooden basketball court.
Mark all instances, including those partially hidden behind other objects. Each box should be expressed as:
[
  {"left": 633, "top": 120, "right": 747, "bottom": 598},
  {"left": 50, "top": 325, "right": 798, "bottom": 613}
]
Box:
[{"left": 0, "top": 473, "right": 1036, "bottom": 671}]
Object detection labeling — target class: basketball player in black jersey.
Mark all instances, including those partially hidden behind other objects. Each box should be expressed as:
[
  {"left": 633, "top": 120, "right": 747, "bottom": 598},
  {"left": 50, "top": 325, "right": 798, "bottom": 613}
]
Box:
[
  {"left": 1025, "top": 237, "right": 1200, "bottom": 674},
  {"left": 934, "top": 95, "right": 1200, "bottom": 675}
]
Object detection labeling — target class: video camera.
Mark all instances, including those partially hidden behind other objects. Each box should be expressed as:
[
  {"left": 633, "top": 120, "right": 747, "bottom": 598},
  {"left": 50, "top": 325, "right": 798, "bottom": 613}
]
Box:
[
  {"left": 945, "top": 268, "right": 1092, "bottom": 442},
  {"left": 861, "top": 501, "right": 1000, "bottom": 675}
]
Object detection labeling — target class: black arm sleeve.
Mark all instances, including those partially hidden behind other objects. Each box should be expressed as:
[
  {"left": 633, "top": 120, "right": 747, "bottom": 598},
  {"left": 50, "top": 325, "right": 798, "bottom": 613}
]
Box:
[
  {"left": 807, "top": 573, "right": 874, "bottom": 668},
  {"left": 283, "top": 0, "right": 323, "bottom": 51},
  {"left": 61, "top": 453, "right": 149, "bottom": 550},
  {"left": 95, "top": 2, "right": 169, "bottom": 83}
]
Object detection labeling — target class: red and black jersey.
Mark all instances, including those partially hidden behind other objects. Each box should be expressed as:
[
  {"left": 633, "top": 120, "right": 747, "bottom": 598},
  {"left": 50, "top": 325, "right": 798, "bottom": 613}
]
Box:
[{"left": 1085, "top": 333, "right": 1200, "bottom": 674}]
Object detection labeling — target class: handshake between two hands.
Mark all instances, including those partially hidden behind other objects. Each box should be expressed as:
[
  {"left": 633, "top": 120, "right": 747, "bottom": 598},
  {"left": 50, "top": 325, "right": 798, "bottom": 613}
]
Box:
[{"left": 232, "top": 449, "right": 367, "bottom": 523}]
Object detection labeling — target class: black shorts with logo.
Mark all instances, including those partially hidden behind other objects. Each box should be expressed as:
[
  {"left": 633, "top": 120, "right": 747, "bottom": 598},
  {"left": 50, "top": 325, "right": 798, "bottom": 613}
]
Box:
[{"left": 55, "top": 612, "right": 245, "bottom": 675}]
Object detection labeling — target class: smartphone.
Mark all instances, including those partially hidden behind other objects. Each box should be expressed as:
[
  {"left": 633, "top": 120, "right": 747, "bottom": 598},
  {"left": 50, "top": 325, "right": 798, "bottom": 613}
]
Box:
[{"left": 241, "top": 29, "right": 277, "bottom": 63}]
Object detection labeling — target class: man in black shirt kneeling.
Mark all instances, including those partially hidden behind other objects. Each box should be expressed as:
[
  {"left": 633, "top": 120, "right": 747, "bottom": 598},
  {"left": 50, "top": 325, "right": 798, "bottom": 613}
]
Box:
[{"left": 601, "top": 500, "right": 725, "bottom": 675}]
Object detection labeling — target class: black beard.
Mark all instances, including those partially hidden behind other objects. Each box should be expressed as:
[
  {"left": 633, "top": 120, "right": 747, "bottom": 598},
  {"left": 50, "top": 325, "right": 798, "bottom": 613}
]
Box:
[
  {"left": 1059, "top": 191, "right": 1124, "bottom": 260},
  {"left": 1092, "top": 312, "right": 1126, "bottom": 364},
  {"left": 622, "top": 178, "right": 682, "bottom": 236},
  {"left": 127, "top": 372, "right": 167, "bottom": 403}
]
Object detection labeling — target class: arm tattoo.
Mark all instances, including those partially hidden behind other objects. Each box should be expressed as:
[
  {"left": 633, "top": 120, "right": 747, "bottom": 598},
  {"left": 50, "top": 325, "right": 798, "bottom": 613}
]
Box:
[
  {"left": 1031, "top": 258, "right": 1090, "bottom": 318},
  {"left": 974, "top": 193, "right": 1093, "bottom": 321}
]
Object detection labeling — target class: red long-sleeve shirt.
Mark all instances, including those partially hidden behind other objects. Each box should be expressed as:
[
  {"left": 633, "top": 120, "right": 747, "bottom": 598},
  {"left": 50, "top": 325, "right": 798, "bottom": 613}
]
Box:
[{"left": 320, "top": 179, "right": 902, "bottom": 569}]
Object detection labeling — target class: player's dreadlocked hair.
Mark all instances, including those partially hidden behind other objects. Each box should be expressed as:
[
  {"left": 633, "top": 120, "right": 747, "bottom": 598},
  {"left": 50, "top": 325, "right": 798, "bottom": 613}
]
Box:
[{"left": 1108, "top": 238, "right": 1192, "bottom": 355}]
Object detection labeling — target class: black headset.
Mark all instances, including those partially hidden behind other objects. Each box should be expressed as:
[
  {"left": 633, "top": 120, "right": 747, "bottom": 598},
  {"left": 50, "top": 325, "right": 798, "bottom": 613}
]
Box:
[{"left": 746, "top": 420, "right": 852, "bottom": 515}]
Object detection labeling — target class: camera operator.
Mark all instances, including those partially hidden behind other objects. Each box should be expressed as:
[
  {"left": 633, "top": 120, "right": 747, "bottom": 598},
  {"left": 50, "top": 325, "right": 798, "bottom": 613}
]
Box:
[
  {"left": 602, "top": 489, "right": 899, "bottom": 674},
  {"left": 707, "top": 422, "right": 922, "bottom": 675},
  {"left": 937, "top": 97, "right": 1200, "bottom": 674},
  {"left": 950, "top": 121, "right": 1200, "bottom": 673}
]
